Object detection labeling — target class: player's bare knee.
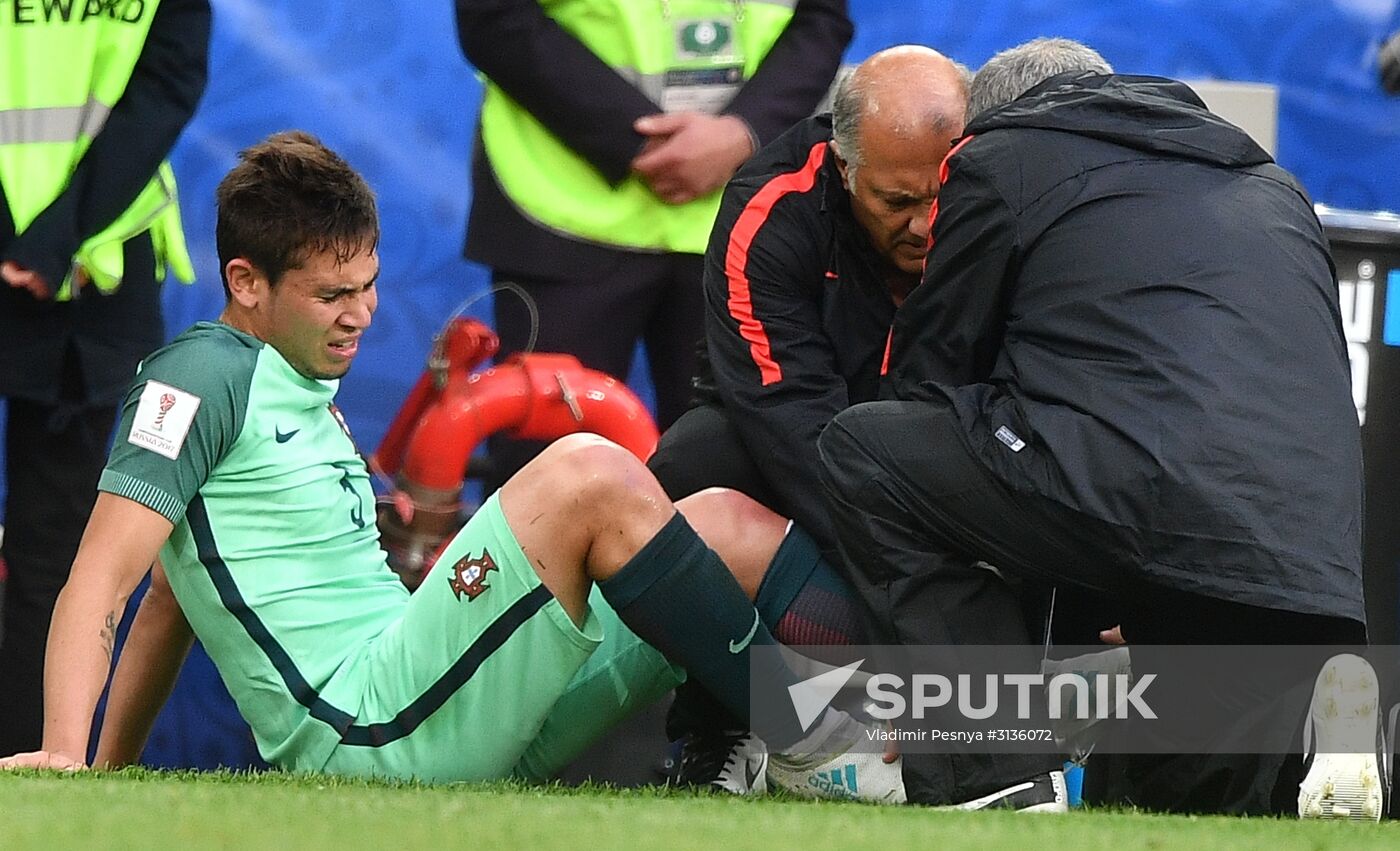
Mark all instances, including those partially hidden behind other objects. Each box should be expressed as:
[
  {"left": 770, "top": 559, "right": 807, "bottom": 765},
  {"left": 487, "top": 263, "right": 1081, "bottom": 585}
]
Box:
[
  {"left": 536, "top": 434, "right": 663, "bottom": 517},
  {"left": 679, "top": 488, "right": 759, "bottom": 544},
  {"left": 529, "top": 436, "right": 680, "bottom": 583},
  {"left": 678, "top": 488, "right": 785, "bottom": 599}
]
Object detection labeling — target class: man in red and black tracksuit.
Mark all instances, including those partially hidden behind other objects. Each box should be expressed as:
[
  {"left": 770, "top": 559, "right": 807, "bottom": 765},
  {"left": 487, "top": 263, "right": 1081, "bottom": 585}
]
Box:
[
  {"left": 649, "top": 111, "right": 897, "bottom": 552},
  {"left": 647, "top": 48, "right": 1074, "bottom": 802},
  {"left": 651, "top": 46, "right": 967, "bottom": 556}
]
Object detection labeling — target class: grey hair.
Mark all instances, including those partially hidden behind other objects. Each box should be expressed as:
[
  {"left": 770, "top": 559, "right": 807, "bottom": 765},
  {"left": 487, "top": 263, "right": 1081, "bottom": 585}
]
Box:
[
  {"left": 830, "top": 66, "right": 863, "bottom": 173},
  {"left": 967, "top": 37, "right": 1113, "bottom": 122},
  {"left": 831, "top": 54, "right": 972, "bottom": 189}
]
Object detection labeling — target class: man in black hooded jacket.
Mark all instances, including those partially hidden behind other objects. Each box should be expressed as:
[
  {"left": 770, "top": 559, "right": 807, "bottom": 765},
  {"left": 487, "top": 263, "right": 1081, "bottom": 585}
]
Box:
[{"left": 819, "top": 38, "right": 1368, "bottom": 815}]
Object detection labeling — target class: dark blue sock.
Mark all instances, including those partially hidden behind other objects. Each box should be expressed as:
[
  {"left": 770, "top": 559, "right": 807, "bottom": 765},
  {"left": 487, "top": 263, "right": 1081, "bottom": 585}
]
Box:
[
  {"left": 757, "top": 523, "right": 868, "bottom": 647},
  {"left": 598, "top": 512, "right": 807, "bottom": 750}
]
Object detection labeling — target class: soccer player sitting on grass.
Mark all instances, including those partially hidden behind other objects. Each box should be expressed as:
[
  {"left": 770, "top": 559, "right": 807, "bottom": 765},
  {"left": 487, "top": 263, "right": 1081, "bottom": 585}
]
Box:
[{"left": 0, "top": 132, "right": 900, "bottom": 800}]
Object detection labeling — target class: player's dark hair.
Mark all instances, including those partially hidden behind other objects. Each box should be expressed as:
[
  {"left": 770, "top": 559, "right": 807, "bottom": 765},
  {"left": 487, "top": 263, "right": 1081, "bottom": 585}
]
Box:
[{"left": 215, "top": 130, "right": 379, "bottom": 299}]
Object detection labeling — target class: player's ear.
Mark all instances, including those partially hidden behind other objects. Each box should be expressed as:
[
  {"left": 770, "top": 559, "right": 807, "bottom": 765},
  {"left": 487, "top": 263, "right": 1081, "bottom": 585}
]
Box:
[
  {"left": 224, "top": 258, "right": 265, "bottom": 309},
  {"left": 830, "top": 140, "right": 853, "bottom": 192}
]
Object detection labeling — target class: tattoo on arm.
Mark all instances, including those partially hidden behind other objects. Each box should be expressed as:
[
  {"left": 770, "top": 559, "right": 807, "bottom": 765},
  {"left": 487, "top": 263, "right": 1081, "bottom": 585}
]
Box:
[{"left": 101, "top": 610, "right": 117, "bottom": 664}]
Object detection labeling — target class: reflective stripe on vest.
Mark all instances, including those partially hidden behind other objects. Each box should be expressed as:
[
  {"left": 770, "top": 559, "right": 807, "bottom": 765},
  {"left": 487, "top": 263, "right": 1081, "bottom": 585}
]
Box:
[
  {"left": 0, "top": 0, "right": 196, "bottom": 300},
  {"left": 0, "top": 100, "right": 113, "bottom": 145},
  {"left": 479, "top": 0, "right": 796, "bottom": 254}
]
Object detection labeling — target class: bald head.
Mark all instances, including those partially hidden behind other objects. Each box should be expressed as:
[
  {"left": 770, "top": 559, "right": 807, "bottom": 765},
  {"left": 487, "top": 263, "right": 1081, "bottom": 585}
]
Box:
[
  {"left": 830, "top": 46, "right": 971, "bottom": 277},
  {"left": 831, "top": 45, "right": 971, "bottom": 187}
]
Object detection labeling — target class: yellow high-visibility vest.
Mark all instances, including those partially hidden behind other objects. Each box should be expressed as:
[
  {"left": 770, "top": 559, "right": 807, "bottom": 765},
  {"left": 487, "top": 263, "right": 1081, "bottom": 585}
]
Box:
[
  {"left": 479, "top": 0, "right": 795, "bottom": 255},
  {"left": 0, "top": 0, "right": 195, "bottom": 300}
]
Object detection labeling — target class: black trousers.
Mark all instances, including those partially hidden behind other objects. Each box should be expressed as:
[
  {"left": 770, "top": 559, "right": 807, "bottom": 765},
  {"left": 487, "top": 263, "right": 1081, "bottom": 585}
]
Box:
[
  {"left": 0, "top": 393, "right": 118, "bottom": 756},
  {"left": 649, "top": 404, "right": 777, "bottom": 507},
  {"left": 817, "top": 398, "right": 1367, "bottom": 811},
  {"left": 817, "top": 399, "right": 1065, "bottom": 804},
  {"left": 1079, "top": 591, "right": 1365, "bottom": 815},
  {"left": 486, "top": 253, "right": 704, "bottom": 489}
]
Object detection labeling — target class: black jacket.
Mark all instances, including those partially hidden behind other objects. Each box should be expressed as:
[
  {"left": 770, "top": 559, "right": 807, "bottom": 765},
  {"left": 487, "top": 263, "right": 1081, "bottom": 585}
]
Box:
[
  {"left": 891, "top": 73, "right": 1364, "bottom": 622},
  {"left": 696, "top": 115, "right": 910, "bottom": 548},
  {"left": 0, "top": 0, "right": 210, "bottom": 407},
  {"left": 455, "top": 0, "right": 852, "bottom": 277}
]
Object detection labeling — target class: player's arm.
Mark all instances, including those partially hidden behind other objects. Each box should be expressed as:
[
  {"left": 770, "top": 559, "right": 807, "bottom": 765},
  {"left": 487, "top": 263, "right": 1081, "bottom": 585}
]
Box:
[
  {"left": 0, "top": 493, "right": 172, "bottom": 769},
  {"left": 93, "top": 558, "right": 194, "bottom": 768},
  {"left": 2, "top": 333, "right": 250, "bottom": 770},
  {"left": 887, "top": 153, "right": 1019, "bottom": 395},
  {"left": 704, "top": 181, "right": 848, "bottom": 550}
]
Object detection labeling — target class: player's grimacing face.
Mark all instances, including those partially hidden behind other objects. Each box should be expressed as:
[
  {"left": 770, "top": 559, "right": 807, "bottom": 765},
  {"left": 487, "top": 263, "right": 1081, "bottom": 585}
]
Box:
[{"left": 264, "top": 247, "right": 379, "bottom": 380}]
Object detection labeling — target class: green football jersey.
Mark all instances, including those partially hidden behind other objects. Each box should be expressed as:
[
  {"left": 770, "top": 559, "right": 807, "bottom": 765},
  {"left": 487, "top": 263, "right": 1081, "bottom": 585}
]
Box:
[{"left": 99, "top": 322, "right": 408, "bottom": 769}]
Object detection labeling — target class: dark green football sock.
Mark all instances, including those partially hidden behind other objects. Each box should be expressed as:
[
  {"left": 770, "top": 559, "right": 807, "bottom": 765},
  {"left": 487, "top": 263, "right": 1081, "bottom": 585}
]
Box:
[{"left": 598, "top": 511, "right": 808, "bottom": 750}]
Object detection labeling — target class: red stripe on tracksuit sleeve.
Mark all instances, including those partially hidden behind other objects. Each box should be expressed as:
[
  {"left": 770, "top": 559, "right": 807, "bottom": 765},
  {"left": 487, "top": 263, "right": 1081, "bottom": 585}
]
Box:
[
  {"left": 879, "top": 326, "right": 893, "bottom": 376},
  {"left": 725, "top": 142, "right": 829, "bottom": 386}
]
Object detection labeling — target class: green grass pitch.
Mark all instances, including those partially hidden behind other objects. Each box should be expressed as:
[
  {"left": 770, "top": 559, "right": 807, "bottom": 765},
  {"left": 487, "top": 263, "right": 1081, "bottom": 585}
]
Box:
[{"left": 2, "top": 769, "right": 1398, "bottom": 850}]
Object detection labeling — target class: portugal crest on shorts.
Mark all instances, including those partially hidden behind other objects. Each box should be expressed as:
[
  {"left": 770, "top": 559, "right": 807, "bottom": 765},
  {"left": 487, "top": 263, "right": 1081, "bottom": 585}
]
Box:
[{"left": 448, "top": 549, "right": 498, "bottom": 601}]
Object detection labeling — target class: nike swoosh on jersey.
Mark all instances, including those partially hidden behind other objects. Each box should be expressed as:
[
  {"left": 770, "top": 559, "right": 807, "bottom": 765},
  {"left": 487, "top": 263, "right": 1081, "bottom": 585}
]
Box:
[
  {"left": 275, "top": 427, "right": 300, "bottom": 443},
  {"left": 728, "top": 610, "right": 761, "bottom": 654}
]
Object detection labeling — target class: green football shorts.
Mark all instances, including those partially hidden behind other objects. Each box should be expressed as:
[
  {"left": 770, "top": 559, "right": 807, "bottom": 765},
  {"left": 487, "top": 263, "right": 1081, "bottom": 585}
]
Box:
[{"left": 318, "top": 493, "right": 685, "bottom": 782}]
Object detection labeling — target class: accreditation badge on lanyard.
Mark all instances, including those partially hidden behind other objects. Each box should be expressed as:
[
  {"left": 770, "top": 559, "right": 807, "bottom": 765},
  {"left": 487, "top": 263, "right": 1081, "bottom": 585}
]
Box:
[{"left": 659, "top": 1, "right": 747, "bottom": 114}]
